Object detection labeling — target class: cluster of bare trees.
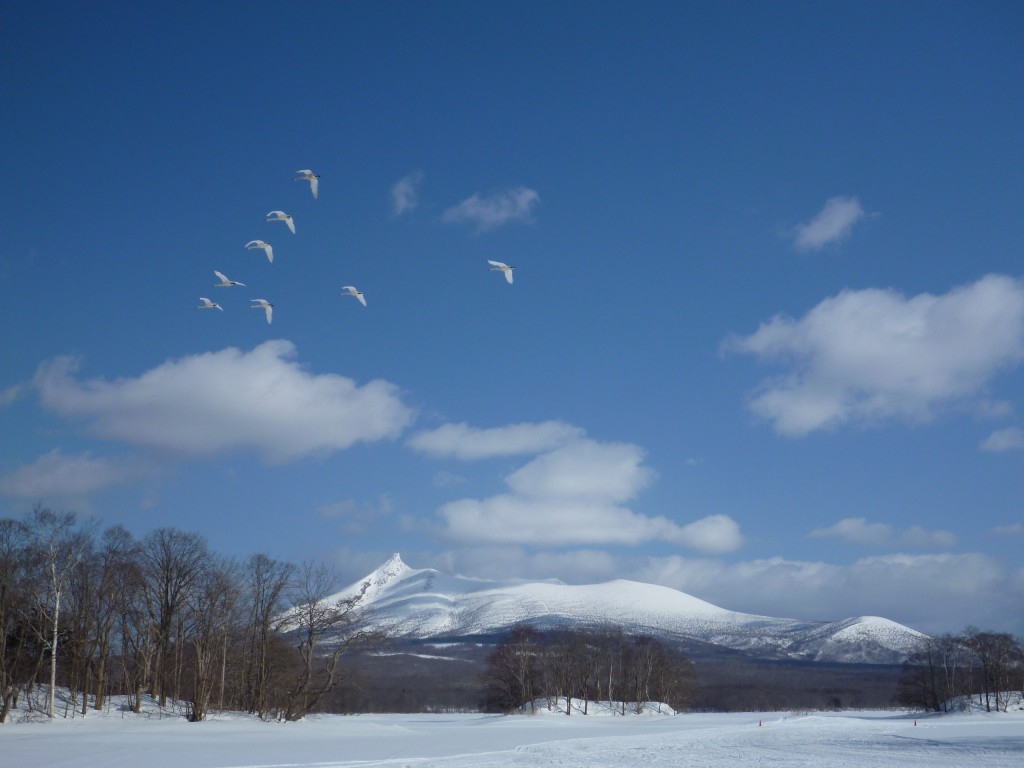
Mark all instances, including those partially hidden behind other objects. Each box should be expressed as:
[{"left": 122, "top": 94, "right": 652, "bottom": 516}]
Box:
[
  {"left": 0, "top": 507, "right": 374, "bottom": 723},
  {"left": 482, "top": 625, "right": 698, "bottom": 714},
  {"left": 896, "top": 628, "right": 1024, "bottom": 713}
]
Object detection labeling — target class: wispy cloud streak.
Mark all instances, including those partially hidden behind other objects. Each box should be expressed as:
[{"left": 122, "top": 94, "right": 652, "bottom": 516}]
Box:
[
  {"left": 442, "top": 187, "right": 540, "bottom": 231},
  {"left": 391, "top": 170, "right": 423, "bottom": 216},
  {"left": 793, "top": 195, "right": 865, "bottom": 250}
]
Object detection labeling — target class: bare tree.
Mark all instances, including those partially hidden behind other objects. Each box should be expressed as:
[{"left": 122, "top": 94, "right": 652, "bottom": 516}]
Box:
[
  {"left": 482, "top": 625, "right": 543, "bottom": 713},
  {"left": 239, "top": 553, "right": 294, "bottom": 718},
  {"left": 0, "top": 518, "right": 32, "bottom": 722},
  {"left": 140, "top": 528, "right": 209, "bottom": 707},
  {"left": 283, "top": 561, "right": 372, "bottom": 721},
  {"left": 483, "top": 627, "right": 698, "bottom": 716},
  {"left": 91, "top": 526, "right": 139, "bottom": 711},
  {"left": 182, "top": 556, "right": 241, "bottom": 721},
  {"left": 966, "top": 627, "right": 1021, "bottom": 712}
]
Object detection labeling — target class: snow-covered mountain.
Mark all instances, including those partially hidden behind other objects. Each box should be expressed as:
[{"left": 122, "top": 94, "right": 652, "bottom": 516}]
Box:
[{"left": 330, "top": 554, "right": 926, "bottom": 664}]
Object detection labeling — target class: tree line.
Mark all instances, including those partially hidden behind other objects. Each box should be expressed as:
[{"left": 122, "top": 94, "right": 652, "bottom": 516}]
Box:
[
  {"left": 0, "top": 507, "right": 374, "bottom": 723},
  {"left": 481, "top": 624, "right": 699, "bottom": 714},
  {"left": 896, "top": 628, "right": 1024, "bottom": 713}
]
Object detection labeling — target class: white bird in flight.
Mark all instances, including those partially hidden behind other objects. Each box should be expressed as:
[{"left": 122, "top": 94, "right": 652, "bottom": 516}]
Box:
[
  {"left": 488, "top": 260, "right": 514, "bottom": 284},
  {"left": 266, "top": 210, "right": 296, "bottom": 234},
  {"left": 340, "top": 285, "right": 367, "bottom": 307},
  {"left": 213, "top": 270, "right": 245, "bottom": 287},
  {"left": 197, "top": 297, "right": 223, "bottom": 311},
  {"left": 295, "top": 169, "right": 319, "bottom": 199},
  {"left": 251, "top": 298, "right": 274, "bottom": 324},
  {"left": 245, "top": 240, "right": 274, "bottom": 263}
]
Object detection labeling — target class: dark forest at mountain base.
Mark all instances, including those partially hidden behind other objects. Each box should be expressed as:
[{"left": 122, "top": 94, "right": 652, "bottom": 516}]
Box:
[{"left": 327, "top": 638, "right": 904, "bottom": 714}]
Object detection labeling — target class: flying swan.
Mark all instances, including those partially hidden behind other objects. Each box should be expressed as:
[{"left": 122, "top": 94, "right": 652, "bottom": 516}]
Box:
[
  {"left": 488, "top": 260, "right": 514, "bottom": 284},
  {"left": 340, "top": 286, "right": 367, "bottom": 306},
  {"left": 295, "top": 169, "right": 319, "bottom": 199},
  {"left": 245, "top": 240, "right": 274, "bottom": 263},
  {"left": 266, "top": 210, "right": 296, "bottom": 234},
  {"left": 251, "top": 298, "right": 274, "bottom": 324},
  {"left": 213, "top": 270, "right": 245, "bottom": 287}
]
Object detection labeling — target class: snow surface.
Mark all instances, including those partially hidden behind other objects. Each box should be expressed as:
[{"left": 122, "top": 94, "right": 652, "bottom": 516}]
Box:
[
  {"left": 328, "top": 554, "right": 926, "bottom": 664},
  {"left": 5, "top": 692, "right": 1022, "bottom": 767}
]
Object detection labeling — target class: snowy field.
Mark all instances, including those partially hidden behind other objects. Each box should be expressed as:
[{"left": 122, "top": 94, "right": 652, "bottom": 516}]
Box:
[{"left": 4, "top": 694, "right": 1023, "bottom": 768}]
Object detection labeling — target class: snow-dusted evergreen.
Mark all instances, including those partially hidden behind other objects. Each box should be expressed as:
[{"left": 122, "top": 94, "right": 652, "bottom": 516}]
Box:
[{"left": 330, "top": 555, "right": 926, "bottom": 664}]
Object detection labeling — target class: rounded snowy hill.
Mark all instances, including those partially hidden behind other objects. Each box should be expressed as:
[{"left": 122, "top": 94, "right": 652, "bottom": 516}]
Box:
[{"left": 330, "top": 554, "right": 926, "bottom": 664}]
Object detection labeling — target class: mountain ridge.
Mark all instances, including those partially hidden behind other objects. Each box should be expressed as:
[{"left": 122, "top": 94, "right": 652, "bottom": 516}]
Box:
[{"left": 333, "top": 554, "right": 926, "bottom": 664}]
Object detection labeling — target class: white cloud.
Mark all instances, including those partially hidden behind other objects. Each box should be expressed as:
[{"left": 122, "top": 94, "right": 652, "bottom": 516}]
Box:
[
  {"left": 391, "top": 170, "right": 423, "bottom": 216},
  {"left": 635, "top": 552, "right": 1020, "bottom": 635},
  {"left": 442, "top": 187, "right": 540, "bottom": 231},
  {"left": 0, "top": 384, "right": 22, "bottom": 408},
  {"left": 435, "top": 436, "right": 742, "bottom": 554},
  {"left": 810, "top": 517, "right": 956, "bottom": 549},
  {"left": 440, "top": 546, "right": 622, "bottom": 585},
  {"left": 678, "top": 514, "right": 744, "bottom": 553},
  {"left": 793, "top": 195, "right": 865, "bottom": 251},
  {"left": 723, "top": 274, "right": 1024, "bottom": 435},
  {"left": 431, "top": 470, "right": 469, "bottom": 488},
  {"left": 980, "top": 426, "right": 1024, "bottom": 452},
  {"left": 408, "top": 420, "right": 584, "bottom": 460},
  {"left": 901, "top": 525, "right": 957, "bottom": 549},
  {"left": 440, "top": 495, "right": 692, "bottom": 547},
  {"left": 505, "top": 440, "right": 654, "bottom": 502},
  {"left": 992, "top": 522, "right": 1023, "bottom": 536},
  {"left": 811, "top": 517, "right": 895, "bottom": 547},
  {"left": 317, "top": 496, "right": 394, "bottom": 535},
  {"left": 0, "top": 449, "right": 151, "bottom": 498},
  {"left": 33, "top": 341, "right": 415, "bottom": 463}
]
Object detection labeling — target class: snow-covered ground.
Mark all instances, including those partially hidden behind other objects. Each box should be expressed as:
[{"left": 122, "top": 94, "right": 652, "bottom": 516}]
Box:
[{"left": 4, "top": 692, "right": 1022, "bottom": 767}]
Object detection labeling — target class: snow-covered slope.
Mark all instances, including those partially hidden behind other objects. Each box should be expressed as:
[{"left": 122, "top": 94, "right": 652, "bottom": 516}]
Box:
[{"left": 329, "top": 555, "right": 926, "bottom": 664}]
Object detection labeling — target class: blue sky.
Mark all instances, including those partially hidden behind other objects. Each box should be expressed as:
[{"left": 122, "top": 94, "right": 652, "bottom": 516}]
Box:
[{"left": 2, "top": 1, "right": 1022, "bottom": 636}]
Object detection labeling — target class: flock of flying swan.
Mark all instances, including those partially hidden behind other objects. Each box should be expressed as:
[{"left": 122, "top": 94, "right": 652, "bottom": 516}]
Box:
[{"left": 198, "top": 168, "right": 513, "bottom": 325}]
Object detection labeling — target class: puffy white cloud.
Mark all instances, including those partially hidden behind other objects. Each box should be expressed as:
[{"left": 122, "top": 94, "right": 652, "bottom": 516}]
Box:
[
  {"left": 440, "top": 495, "right": 689, "bottom": 547},
  {"left": 810, "top": 517, "right": 956, "bottom": 549},
  {"left": 442, "top": 187, "right": 539, "bottom": 231},
  {"left": 0, "top": 449, "right": 152, "bottom": 498},
  {"left": 505, "top": 440, "right": 654, "bottom": 502},
  {"left": 33, "top": 341, "right": 415, "bottom": 463},
  {"left": 793, "top": 195, "right": 865, "bottom": 251},
  {"left": 436, "top": 436, "right": 742, "bottom": 554},
  {"left": 723, "top": 275, "right": 1024, "bottom": 435},
  {"left": 408, "top": 420, "right": 583, "bottom": 460},
  {"left": 980, "top": 426, "right": 1024, "bottom": 452},
  {"left": 391, "top": 170, "right": 423, "bottom": 216}
]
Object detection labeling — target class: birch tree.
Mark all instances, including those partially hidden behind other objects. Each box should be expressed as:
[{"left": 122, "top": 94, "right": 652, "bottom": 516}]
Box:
[{"left": 27, "top": 507, "right": 92, "bottom": 719}]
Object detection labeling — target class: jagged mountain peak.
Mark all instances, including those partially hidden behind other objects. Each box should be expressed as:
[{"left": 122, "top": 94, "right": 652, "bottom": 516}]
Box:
[{"left": 336, "top": 553, "right": 418, "bottom": 604}]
